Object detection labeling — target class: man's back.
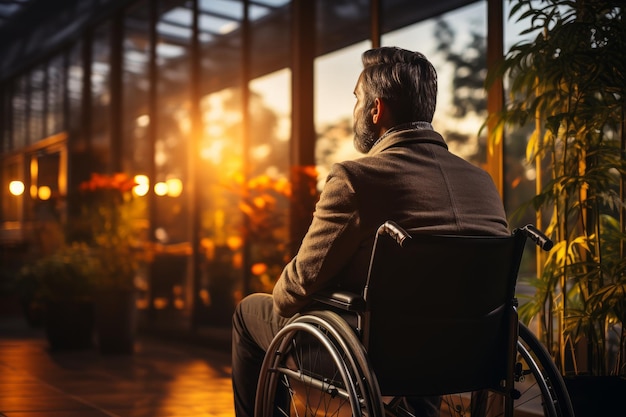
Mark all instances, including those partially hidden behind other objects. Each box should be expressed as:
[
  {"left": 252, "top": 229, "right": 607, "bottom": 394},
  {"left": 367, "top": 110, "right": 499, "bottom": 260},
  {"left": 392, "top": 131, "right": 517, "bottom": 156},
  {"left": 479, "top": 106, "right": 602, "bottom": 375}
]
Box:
[
  {"left": 331, "top": 127, "right": 509, "bottom": 293},
  {"left": 343, "top": 128, "right": 508, "bottom": 237}
]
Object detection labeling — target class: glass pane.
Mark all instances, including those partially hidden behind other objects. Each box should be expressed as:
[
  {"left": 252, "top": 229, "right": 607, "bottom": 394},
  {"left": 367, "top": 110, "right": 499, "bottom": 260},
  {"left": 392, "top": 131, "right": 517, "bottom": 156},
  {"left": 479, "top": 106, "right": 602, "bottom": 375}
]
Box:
[
  {"left": 197, "top": 86, "right": 244, "bottom": 323},
  {"left": 1, "top": 86, "right": 11, "bottom": 152},
  {"left": 92, "top": 22, "right": 112, "bottom": 171},
  {"left": 12, "top": 75, "right": 28, "bottom": 148},
  {"left": 67, "top": 41, "right": 83, "bottom": 148},
  {"left": 315, "top": 0, "right": 370, "bottom": 189},
  {"left": 382, "top": 1, "right": 488, "bottom": 165},
  {"left": 1, "top": 158, "right": 23, "bottom": 223},
  {"left": 123, "top": 0, "right": 152, "bottom": 313},
  {"left": 245, "top": 70, "right": 291, "bottom": 294},
  {"left": 33, "top": 150, "right": 65, "bottom": 256},
  {"left": 196, "top": 0, "right": 244, "bottom": 323},
  {"left": 247, "top": 1, "right": 291, "bottom": 295},
  {"left": 154, "top": 0, "right": 191, "bottom": 248},
  {"left": 314, "top": 45, "right": 367, "bottom": 187},
  {"left": 123, "top": 0, "right": 152, "bottom": 176},
  {"left": 37, "top": 152, "right": 61, "bottom": 197},
  {"left": 47, "top": 55, "right": 65, "bottom": 137},
  {"left": 30, "top": 65, "right": 46, "bottom": 142},
  {"left": 199, "top": 0, "right": 241, "bottom": 21},
  {"left": 194, "top": 0, "right": 296, "bottom": 324}
]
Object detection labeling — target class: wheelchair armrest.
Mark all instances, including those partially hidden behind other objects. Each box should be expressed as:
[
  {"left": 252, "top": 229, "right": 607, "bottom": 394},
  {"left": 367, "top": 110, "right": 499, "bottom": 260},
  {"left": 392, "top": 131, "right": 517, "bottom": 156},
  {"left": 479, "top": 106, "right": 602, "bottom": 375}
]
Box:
[{"left": 312, "top": 289, "right": 366, "bottom": 312}]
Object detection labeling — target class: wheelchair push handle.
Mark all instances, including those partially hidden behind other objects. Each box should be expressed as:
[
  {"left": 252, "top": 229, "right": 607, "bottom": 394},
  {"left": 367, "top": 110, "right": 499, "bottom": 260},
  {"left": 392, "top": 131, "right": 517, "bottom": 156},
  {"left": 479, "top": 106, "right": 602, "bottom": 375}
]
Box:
[
  {"left": 378, "top": 221, "right": 554, "bottom": 252},
  {"left": 377, "top": 220, "right": 411, "bottom": 247},
  {"left": 519, "top": 224, "right": 553, "bottom": 251}
]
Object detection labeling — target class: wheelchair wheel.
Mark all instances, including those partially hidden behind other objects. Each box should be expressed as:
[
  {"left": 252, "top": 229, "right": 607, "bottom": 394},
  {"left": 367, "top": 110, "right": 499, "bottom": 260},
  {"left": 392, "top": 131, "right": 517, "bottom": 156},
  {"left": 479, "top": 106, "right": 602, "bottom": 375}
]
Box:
[
  {"left": 384, "top": 323, "right": 574, "bottom": 417},
  {"left": 255, "top": 310, "right": 384, "bottom": 417},
  {"left": 515, "top": 323, "right": 575, "bottom": 417},
  {"left": 256, "top": 316, "right": 574, "bottom": 417},
  {"left": 435, "top": 323, "right": 574, "bottom": 417}
]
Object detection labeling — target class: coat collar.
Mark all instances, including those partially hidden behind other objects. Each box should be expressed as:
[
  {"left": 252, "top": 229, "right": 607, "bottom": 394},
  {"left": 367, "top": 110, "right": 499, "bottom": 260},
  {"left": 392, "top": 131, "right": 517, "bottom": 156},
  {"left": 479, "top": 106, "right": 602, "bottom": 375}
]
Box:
[{"left": 369, "top": 125, "right": 448, "bottom": 155}]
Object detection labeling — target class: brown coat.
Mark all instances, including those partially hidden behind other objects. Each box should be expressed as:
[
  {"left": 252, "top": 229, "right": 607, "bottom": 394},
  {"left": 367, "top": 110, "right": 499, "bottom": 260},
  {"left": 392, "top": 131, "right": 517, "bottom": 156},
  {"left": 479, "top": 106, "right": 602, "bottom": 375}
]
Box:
[{"left": 272, "top": 127, "right": 510, "bottom": 317}]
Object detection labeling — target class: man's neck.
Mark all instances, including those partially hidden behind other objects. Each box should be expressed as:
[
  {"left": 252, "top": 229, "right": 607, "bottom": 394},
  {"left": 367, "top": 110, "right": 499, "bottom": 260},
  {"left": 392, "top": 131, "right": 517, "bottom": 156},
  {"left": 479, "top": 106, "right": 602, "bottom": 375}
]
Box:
[{"left": 372, "top": 121, "right": 434, "bottom": 148}]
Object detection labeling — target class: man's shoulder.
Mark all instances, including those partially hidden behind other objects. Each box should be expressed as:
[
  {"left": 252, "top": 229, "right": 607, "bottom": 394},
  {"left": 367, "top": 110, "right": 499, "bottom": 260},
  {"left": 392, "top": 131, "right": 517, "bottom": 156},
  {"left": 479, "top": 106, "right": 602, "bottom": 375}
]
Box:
[{"left": 331, "top": 155, "right": 381, "bottom": 177}]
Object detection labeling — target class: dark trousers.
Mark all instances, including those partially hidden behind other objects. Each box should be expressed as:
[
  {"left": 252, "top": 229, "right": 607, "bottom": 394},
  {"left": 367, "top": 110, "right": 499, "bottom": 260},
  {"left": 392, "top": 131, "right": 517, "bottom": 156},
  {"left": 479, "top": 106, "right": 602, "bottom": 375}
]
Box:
[
  {"left": 231, "top": 293, "right": 289, "bottom": 417},
  {"left": 231, "top": 292, "right": 440, "bottom": 417}
]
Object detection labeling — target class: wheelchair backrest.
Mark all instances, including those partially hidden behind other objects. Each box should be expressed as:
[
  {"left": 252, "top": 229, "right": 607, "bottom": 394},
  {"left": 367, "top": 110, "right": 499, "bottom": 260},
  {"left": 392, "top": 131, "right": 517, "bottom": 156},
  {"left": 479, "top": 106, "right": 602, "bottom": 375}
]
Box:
[{"left": 362, "top": 224, "right": 527, "bottom": 397}]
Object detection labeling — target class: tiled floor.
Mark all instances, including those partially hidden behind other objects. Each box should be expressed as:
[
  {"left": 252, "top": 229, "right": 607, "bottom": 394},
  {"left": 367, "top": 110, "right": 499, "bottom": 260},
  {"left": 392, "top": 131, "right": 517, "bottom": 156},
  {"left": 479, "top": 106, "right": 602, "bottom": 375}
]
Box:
[{"left": 0, "top": 317, "right": 235, "bottom": 417}]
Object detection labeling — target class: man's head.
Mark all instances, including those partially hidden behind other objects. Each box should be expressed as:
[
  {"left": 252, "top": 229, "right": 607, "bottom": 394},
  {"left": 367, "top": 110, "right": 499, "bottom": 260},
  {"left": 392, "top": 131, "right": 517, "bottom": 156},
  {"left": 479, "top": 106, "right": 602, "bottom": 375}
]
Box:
[{"left": 353, "top": 47, "right": 438, "bottom": 153}]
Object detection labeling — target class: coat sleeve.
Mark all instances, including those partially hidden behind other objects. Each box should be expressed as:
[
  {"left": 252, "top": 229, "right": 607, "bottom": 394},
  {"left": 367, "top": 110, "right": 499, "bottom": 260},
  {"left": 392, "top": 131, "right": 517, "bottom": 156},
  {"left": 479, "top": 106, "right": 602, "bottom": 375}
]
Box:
[{"left": 272, "top": 164, "right": 361, "bottom": 317}]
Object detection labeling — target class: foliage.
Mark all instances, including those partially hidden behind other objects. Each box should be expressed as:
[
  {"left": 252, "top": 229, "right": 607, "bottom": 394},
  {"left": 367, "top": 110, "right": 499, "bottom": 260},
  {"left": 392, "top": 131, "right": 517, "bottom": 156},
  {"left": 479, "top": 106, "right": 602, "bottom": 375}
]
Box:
[
  {"left": 18, "top": 243, "right": 98, "bottom": 302},
  {"left": 487, "top": 0, "right": 626, "bottom": 376},
  {"left": 215, "top": 166, "right": 319, "bottom": 294},
  {"left": 75, "top": 172, "right": 144, "bottom": 291},
  {"left": 235, "top": 172, "right": 292, "bottom": 293}
]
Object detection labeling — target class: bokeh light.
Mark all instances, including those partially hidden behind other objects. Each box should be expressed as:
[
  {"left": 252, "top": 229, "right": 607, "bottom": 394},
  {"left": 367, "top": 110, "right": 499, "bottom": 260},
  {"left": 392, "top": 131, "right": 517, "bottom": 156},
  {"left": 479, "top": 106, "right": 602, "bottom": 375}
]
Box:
[{"left": 9, "top": 181, "right": 24, "bottom": 196}]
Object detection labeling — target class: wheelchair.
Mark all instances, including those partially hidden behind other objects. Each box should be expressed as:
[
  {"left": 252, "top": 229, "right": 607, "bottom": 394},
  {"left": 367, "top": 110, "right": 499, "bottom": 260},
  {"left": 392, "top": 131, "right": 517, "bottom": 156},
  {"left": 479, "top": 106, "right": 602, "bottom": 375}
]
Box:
[{"left": 254, "top": 221, "right": 575, "bottom": 417}]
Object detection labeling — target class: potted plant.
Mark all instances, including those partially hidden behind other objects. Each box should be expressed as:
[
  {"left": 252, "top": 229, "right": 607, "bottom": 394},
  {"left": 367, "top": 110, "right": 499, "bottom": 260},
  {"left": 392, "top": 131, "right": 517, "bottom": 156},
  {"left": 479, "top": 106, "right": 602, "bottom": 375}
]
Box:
[
  {"left": 486, "top": 1, "right": 625, "bottom": 415},
  {"left": 17, "top": 243, "right": 98, "bottom": 350},
  {"left": 75, "top": 172, "right": 145, "bottom": 354}
]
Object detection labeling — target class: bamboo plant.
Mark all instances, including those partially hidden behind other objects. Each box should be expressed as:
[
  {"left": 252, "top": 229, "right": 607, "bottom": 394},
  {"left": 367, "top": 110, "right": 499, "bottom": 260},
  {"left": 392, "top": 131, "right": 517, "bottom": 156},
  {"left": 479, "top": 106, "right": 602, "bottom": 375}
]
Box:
[{"left": 486, "top": 0, "right": 626, "bottom": 376}]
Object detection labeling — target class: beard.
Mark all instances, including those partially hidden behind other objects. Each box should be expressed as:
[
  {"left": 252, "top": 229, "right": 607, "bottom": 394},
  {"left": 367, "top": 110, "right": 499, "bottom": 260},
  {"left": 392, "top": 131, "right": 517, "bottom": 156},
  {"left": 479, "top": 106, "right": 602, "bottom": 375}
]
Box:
[{"left": 353, "top": 111, "right": 378, "bottom": 154}]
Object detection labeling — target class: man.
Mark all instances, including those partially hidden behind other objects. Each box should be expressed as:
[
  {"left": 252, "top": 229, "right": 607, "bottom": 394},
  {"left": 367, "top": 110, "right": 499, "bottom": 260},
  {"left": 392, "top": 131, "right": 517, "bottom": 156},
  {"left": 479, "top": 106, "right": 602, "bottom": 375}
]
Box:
[{"left": 231, "top": 46, "right": 509, "bottom": 417}]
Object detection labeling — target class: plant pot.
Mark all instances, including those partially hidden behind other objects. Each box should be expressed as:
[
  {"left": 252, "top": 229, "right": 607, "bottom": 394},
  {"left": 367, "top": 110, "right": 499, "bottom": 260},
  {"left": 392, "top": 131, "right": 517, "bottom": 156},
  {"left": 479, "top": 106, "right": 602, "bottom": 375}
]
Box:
[
  {"left": 563, "top": 375, "right": 626, "bottom": 417},
  {"left": 95, "top": 289, "right": 137, "bottom": 354},
  {"left": 44, "top": 300, "right": 94, "bottom": 350}
]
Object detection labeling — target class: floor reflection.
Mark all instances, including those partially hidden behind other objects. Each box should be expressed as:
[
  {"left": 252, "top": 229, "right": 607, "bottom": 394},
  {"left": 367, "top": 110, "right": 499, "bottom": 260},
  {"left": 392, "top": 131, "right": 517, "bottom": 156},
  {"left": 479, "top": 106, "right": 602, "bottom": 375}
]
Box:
[{"left": 0, "top": 320, "right": 235, "bottom": 417}]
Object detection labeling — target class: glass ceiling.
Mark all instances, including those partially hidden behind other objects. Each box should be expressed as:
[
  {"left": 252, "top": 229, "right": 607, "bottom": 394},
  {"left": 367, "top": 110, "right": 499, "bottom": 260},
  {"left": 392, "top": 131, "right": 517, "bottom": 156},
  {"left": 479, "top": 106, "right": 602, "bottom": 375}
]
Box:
[
  {"left": 0, "top": 0, "right": 473, "bottom": 82},
  {"left": 0, "top": 0, "right": 31, "bottom": 31}
]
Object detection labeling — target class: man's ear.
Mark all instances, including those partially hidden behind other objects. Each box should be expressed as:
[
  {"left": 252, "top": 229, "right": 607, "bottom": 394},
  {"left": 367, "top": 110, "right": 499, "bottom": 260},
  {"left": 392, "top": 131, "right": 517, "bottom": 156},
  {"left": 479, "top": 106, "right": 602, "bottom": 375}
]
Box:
[
  {"left": 372, "top": 97, "right": 392, "bottom": 128},
  {"left": 371, "top": 97, "right": 384, "bottom": 124}
]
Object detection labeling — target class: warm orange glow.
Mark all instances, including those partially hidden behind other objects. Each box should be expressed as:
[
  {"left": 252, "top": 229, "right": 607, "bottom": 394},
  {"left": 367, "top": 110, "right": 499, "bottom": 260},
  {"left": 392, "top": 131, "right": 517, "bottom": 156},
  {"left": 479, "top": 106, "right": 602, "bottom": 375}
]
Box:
[
  {"left": 158, "top": 361, "right": 234, "bottom": 416},
  {"left": 275, "top": 178, "right": 290, "bottom": 194},
  {"left": 249, "top": 175, "right": 270, "bottom": 189},
  {"left": 201, "top": 238, "right": 215, "bottom": 260},
  {"left": 79, "top": 172, "right": 137, "bottom": 192},
  {"left": 153, "top": 297, "right": 169, "bottom": 309},
  {"left": 166, "top": 178, "right": 183, "bottom": 197},
  {"left": 226, "top": 236, "right": 243, "bottom": 251},
  {"left": 251, "top": 144, "right": 271, "bottom": 160},
  {"left": 136, "top": 114, "right": 150, "bottom": 127},
  {"left": 133, "top": 174, "right": 149, "bottom": 196},
  {"left": 199, "top": 289, "right": 211, "bottom": 306},
  {"left": 200, "top": 140, "right": 225, "bottom": 164},
  {"left": 232, "top": 252, "right": 243, "bottom": 269},
  {"left": 232, "top": 172, "right": 245, "bottom": 185},
  {"left": 9, "top": 181, "right": 24, "bottom": 196},
  {"left": 155, "top": 227, "right": 168, "bottom": 242},
  {"left": 251, "top": 263, "right": 268, "bottom": 276},
  {"left": 30, "top": 157, "right": 38, "bottom": 183},
  {"left": 133, "top": 183, "right": 149, "bottom": 196},
  {"left": 38, "top": 186, "right": 51, "bottom": 200},
  {"left": 253, "top": 196, "right": 267, "bottom": 209},
  {"left": 154, "top": 182, "right": 168, "bottom": 196}
]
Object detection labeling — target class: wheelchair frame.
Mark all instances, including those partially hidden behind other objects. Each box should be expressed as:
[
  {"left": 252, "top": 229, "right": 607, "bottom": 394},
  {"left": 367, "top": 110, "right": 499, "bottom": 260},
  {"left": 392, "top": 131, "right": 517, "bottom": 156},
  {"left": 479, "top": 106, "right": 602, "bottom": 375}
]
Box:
[{"left": 254, "top": 222, "right": 575, "bottom": 417}]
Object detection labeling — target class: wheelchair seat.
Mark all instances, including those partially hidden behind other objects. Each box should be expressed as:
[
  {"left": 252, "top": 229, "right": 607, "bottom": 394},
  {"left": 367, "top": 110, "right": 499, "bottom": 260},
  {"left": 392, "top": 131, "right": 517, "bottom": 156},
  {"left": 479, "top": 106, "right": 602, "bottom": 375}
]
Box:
[{"left": 255, "top": 221, "right": 574, "bottom": 417}]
